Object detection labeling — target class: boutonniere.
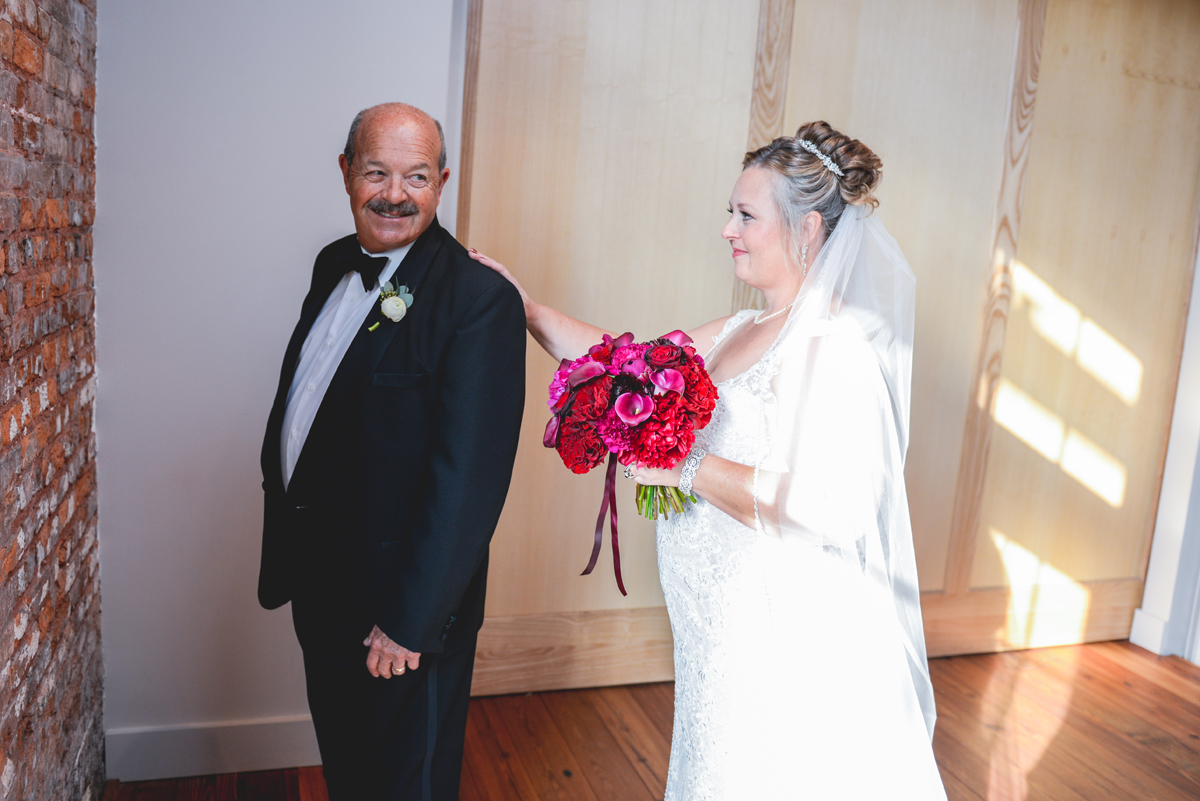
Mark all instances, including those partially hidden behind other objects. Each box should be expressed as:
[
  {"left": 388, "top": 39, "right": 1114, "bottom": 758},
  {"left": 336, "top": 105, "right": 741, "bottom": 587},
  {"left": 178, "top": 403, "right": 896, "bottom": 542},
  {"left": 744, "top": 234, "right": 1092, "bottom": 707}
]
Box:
[{"left": 368, "top": 282, "right": 414, "bottom": 332}]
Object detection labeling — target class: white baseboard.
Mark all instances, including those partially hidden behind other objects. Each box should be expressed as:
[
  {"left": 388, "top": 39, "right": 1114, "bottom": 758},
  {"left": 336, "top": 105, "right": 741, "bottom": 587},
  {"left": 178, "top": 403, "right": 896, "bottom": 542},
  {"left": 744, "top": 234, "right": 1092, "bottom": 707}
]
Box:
[
  {"left": 1130, "top": 608, "right": 1167, "bottom": 654},
  {"left": 104, "top": 608, "right": 676, "bottom": 782},
  {"left": 105, "top": 714, "right": 320, "bottom": 782}
]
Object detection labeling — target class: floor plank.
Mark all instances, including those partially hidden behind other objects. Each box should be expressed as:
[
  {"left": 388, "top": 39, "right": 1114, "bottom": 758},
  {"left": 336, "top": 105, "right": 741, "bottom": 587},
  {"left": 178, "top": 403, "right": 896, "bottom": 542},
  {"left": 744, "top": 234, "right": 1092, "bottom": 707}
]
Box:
[
  {"left": 462, "top": 696, "right": 544, "bottom": 801},
  {"left": 295, "top": 767, "right": 327, "bottom": 801},
  {"left": 483, "top": 694, "right": 598, "bottom": 801},
  {"left": 588, "top": 685, "right": 671, "bottom": 796},
  {"left": 106, "top": 641, "right": 1200, "bottom": 801},
  {"left": 539, "top": 689, "right": 658, "bottom": 800}
]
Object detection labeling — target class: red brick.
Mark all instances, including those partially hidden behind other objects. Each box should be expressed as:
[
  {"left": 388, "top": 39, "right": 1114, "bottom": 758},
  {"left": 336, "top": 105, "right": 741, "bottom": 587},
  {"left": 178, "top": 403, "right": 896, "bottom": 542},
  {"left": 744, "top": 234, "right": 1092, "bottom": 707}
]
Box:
[
  {"left": 42, "top": 197, "right": 63, "bottom": 227},
  {"left": 19, "top": 198, "right": 36, "bottom": 229},
  {"left": 12, "top": 30, "right": 41, "bottom": 76},
  {"left": 0, "top": 0, "right": 100, "bottom": 796},
  {"left": 0, "top": 19, "right": 14, "bottom": 60},
  {"left": 1, "top": 408, "right": 16, "bottom": 445},
  {"left": 24, "top": 272, "right": 48, "bottom": 306}
]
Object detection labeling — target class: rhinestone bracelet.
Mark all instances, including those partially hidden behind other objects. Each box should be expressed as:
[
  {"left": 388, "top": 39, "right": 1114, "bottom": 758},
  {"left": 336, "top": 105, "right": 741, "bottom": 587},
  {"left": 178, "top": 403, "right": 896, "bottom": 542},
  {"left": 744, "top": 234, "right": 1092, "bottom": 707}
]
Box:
[{"left": 679, "top": 448, "right": 707, "bottom": 498}]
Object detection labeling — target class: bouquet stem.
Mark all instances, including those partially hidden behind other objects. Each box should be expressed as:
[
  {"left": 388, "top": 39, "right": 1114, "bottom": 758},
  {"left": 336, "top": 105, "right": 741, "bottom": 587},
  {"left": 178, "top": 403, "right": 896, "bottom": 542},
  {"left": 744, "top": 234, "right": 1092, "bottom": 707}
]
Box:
[{"left": 636, "top": 484, "right": 696, "bottom": 520}]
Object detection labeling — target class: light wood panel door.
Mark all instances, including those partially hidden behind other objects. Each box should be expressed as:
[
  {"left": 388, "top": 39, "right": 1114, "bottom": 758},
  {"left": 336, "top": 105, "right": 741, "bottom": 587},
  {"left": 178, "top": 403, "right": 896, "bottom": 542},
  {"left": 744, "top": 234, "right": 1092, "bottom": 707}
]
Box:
[
  {"left": 462, "top": 0, "right": 762, "bottom": 694},
  {"left": 948, "top": 0, "right": 1200, "bottom": 652}
]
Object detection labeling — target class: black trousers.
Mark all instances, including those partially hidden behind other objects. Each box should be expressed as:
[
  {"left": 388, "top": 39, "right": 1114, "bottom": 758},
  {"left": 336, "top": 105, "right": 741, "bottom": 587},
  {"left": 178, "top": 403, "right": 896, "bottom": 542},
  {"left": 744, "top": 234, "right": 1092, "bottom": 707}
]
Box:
[{"left": 291, "top": 597, "right": 476, "bottom": 801}]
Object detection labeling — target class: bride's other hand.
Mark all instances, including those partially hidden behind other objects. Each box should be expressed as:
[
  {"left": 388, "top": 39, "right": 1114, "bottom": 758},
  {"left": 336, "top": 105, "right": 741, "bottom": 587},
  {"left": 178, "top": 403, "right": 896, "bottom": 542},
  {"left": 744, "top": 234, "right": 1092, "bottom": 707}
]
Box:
[
  {"left": 628, "top": 462, "right": 682, "bottom": 488},
  {"left": 469, "top": 248, "right": 537, "bottom": 323},
  {"left": 631, "top": 453, "right": 758, "bottom": 529}
]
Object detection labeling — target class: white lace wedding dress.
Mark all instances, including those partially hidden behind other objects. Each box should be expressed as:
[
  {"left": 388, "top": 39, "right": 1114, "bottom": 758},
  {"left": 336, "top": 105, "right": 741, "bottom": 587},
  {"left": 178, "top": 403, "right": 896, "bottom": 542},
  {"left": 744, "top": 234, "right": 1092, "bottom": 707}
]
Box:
[{"left": 656, "top": 310, "right": 947, "bottom": 800}]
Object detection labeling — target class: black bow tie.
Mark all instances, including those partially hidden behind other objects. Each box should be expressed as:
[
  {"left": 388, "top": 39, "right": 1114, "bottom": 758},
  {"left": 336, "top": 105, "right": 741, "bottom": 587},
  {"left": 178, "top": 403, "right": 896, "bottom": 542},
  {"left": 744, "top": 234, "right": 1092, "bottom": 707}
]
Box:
[{"left": 355, "top": 250, "right": 392, "bottom": 291}]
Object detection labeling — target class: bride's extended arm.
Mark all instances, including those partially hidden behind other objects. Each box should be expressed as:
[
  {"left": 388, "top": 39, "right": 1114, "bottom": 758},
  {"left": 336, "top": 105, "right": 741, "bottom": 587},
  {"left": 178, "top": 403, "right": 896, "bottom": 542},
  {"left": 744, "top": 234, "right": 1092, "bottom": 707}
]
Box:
[
  {"left": 470, "top": 249, "right": 609, "bottom": 362},
  {"left": 471, "top": 249, "right": 730, "bottom": 362}
]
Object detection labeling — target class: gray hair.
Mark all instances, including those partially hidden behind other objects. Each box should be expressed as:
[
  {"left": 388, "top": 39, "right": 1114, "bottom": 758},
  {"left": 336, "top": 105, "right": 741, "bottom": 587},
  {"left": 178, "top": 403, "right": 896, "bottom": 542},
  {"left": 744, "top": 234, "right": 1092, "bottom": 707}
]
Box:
[{"left": 343, "top": 107, "right": 447, "bottom": 172}]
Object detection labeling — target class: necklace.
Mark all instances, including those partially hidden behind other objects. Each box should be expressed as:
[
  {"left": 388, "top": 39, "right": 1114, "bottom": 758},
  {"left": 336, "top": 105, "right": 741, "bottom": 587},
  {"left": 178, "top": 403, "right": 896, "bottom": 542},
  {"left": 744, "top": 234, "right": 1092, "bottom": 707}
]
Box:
[{"left": 753, "top": 300, "right": 795, "bottom": 325}]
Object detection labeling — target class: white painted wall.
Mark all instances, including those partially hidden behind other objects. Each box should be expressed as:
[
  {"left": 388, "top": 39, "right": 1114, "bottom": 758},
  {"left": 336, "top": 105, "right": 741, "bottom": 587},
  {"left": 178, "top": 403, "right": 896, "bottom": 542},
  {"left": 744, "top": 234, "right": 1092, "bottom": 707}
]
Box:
[
  {"left": 94, "top": 0, "right": 467, "bottom": 780},
  {"left": 1131, "top": 229, "right": 1200, "bottom": 665}
]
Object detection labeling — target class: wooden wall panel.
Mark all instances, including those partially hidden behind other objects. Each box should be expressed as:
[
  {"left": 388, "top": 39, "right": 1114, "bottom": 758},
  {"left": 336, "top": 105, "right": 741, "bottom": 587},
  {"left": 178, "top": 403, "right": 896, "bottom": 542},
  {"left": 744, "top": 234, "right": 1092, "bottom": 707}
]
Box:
[
  {"left": 781, "top": 0, "right": 1022, "bottom": 591},
  {"left": 471, "top": 608, "right": 673, "bottom": 696},
  {"left": 467, "top": 0, "right": 761, "bottom": 624},
  {"left": 731, "top": 0, "right": 795, "bottom": 312},
  {"left": 970, "top": 0, "right": 1200, "bottom": 592},
  {"left": 945, "top": 0, "right": 1048, "bottom": 595},
  {"left": 454, "top": 0, "right": 484, "bottom": 244}
]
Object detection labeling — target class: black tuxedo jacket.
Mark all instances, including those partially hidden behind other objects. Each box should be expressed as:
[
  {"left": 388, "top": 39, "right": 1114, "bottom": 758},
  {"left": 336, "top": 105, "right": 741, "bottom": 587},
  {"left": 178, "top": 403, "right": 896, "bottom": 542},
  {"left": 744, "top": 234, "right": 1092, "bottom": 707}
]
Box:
[{"left": 259, "top": 218, "right": 526, "bottom": 655}]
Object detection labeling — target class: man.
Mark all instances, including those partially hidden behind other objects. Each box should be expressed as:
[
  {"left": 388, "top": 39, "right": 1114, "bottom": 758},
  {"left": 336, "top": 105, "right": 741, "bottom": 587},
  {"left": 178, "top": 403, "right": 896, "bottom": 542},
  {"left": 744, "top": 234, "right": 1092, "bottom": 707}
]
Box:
[{"left": 258, "top": 103, "right": 525, "bottom": 800}]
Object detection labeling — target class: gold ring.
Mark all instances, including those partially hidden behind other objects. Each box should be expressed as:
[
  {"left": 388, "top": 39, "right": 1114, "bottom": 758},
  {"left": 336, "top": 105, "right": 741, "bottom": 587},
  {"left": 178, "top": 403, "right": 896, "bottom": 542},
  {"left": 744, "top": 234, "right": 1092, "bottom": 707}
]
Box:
[{"left": 392, "top": 666, "right": 405, "bottom": 674}]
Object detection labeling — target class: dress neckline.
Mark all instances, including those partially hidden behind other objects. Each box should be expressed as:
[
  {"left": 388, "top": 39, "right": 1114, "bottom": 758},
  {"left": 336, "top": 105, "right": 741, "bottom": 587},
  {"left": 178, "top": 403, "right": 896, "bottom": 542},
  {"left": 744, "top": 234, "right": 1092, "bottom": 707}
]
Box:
[{"left": 706, "top": 310, "right": 785, "bottom": 388}]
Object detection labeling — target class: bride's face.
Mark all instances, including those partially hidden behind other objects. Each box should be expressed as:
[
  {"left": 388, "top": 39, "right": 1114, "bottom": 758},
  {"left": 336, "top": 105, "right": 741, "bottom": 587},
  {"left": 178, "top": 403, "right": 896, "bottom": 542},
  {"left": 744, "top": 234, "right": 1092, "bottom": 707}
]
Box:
[{"left": 722, "top": 167, "right": 790, "bottom": 290}]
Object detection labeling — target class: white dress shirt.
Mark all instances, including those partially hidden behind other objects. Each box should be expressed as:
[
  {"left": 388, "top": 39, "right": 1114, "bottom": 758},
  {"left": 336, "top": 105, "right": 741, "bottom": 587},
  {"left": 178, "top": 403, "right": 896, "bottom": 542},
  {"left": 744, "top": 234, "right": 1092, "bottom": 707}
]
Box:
[{"left": 280, "top": 242, "right": 412, "bottom": 489}]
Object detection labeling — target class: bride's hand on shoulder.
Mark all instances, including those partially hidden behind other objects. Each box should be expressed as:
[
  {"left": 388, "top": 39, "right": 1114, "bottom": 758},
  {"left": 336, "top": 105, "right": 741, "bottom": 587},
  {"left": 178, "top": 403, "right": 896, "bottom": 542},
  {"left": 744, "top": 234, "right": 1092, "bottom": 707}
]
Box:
[{"left": 469, "top": 248, "right": 537, "bottom": 322}]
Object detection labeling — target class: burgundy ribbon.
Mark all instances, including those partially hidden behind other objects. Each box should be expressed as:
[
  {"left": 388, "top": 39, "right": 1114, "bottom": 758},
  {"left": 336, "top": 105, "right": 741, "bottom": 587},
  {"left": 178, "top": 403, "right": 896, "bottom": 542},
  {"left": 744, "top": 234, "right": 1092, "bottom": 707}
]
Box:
[{"left": 581, "top": 453, "right": 626, "bottom": 595}]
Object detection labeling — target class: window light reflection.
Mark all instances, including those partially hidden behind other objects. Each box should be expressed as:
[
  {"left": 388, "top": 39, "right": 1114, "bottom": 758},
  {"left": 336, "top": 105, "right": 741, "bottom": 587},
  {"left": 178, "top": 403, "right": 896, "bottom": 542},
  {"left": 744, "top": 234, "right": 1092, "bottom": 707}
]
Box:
[
  {"left": 993, "top": 378, "right": 1064, "bottom": 462},
  {"left": 983, "top": 530, "right": 1085, "bottom": 800},
  {"left": 1060, "top": 430, "right": 1127, "bottom": 507},
  {"left": 992, "top": 379, "right": 1127, "bottom": 507},
  {"left": 1076, "top": 320, "right": 1143, "bottom": 405},
  {"left": 990, "top": 528, "right": 1091, "bottom": 648},
  {"left": 1010, "top": 262, "right": 1143, "bottom": 405},
  {"left": 1011, "top": 262, "right": 1081, "bottom": 355}
]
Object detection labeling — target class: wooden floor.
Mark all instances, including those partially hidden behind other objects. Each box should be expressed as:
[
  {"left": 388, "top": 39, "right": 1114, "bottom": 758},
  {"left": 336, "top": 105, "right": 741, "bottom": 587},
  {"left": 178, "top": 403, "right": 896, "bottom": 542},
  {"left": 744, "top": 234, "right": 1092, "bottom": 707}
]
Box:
[{"left": 103, "top": 641, "right": 1200, "bottom": 801}]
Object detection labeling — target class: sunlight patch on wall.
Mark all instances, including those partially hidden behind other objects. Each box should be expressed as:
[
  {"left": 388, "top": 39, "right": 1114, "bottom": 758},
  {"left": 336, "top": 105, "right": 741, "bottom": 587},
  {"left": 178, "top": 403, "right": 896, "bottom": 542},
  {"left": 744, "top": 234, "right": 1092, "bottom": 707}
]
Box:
[
  {"left": 992, "top": 379, "right": 1127, "bottom": 507},
  {"left": 990, "top": 529, "right": 1092, "bottom": 648},
  {"left": 1060, "top": 429, "right": 1126, "bottom": 507},
  {"left": 993, "top": 377, "right": 1064, "bottom": 461},
  {"left": 1011, "top": 262, "right": 1143, "bottom": 405},
  {"left": 1076, "top": 319, "right": 1142, "bottom": 405}
]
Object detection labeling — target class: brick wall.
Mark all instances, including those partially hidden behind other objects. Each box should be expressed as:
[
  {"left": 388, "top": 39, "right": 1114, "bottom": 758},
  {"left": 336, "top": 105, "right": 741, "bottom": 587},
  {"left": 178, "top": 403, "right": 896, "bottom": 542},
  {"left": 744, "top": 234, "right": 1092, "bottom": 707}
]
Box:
[{"left": 0, "top": 0, "right": 100, "bottom": 798}]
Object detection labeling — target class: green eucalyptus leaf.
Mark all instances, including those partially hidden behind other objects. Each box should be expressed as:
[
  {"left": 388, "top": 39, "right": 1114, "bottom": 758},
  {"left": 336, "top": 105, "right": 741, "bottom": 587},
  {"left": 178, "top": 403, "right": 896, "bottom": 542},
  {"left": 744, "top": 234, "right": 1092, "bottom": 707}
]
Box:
[
  {"left": 400, "top": 293, "right": 414, "bottom": 308},
  {"left": 382, "top": 281, "right": 394, "bottom": 293}
]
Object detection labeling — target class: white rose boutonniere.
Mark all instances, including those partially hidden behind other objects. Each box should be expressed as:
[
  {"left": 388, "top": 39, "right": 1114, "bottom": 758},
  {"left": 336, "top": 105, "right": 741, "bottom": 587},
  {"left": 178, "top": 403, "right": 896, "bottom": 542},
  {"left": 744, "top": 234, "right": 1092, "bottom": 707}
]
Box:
[
  {"left": 381, "top": 295, "right": 407, "bottom": 322},
  {"left": 368, "top": 282, "right": 414, "bottom": 332}
]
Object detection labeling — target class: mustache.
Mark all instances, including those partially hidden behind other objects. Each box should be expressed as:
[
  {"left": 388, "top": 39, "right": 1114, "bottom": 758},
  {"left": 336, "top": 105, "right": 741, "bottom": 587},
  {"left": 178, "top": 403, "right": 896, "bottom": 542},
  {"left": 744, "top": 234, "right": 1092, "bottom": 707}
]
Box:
[{"left": 366, "top": 198, "right": 419, "bottom": 217}]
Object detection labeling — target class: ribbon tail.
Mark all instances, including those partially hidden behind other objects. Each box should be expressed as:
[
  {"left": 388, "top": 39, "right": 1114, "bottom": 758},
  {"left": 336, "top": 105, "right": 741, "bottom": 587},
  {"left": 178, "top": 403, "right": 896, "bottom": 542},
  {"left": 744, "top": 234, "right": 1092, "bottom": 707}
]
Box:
[
  {"left": 582, "top": 454, "right": 616, "bottom": 576},
  {"left": 609, "top": 458, "right": 626, "bottom": 596}
]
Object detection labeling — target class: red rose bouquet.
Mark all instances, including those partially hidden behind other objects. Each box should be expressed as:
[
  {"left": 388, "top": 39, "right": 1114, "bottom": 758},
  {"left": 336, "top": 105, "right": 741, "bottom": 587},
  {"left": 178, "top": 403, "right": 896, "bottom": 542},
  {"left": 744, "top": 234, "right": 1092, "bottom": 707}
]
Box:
[{"left": 543, "top": 330, "right": 719, "bottom": 593}]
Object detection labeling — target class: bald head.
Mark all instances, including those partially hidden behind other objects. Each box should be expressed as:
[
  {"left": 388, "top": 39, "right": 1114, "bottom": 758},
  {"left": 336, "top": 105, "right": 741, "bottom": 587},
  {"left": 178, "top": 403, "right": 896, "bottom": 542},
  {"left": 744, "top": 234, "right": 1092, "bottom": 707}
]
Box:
[
  {"left": 344, "top": 103, "right": 447, "bottom": 173},
  {"left": 338, "top": 103, "right": 451, "bottom": 252}
]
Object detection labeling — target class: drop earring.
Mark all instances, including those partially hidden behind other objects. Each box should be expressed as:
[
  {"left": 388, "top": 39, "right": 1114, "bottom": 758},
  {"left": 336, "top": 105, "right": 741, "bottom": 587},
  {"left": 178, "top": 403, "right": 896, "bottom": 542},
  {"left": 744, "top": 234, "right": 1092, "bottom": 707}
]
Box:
[{"left": 801, "top": 242, "right": 809, "bottom": 276}]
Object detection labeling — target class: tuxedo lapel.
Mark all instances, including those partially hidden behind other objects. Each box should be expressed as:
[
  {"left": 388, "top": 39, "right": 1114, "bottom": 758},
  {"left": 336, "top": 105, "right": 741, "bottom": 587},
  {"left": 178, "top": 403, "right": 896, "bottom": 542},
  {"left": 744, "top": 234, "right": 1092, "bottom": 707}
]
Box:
[
  {"left": 262, "top": 239, "right": 358, "bottom": 493},
  {"left": 286, "top": 220, "right": 447, "bottom": 496}
]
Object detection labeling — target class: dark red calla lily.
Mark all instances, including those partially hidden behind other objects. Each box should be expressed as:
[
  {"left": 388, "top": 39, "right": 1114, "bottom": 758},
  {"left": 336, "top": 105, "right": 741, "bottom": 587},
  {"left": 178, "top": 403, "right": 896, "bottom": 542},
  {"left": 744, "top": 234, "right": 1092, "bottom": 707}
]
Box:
[{"left": 543, "top": 415, "right": 560, "bottom": 448}]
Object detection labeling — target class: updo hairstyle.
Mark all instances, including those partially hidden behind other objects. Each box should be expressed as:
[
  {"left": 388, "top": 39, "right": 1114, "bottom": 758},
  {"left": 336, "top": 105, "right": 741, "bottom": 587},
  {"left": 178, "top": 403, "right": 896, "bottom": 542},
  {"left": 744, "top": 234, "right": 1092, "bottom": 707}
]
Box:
[{"left": 743, "top": 121, "right": 882, "bottom": 248}]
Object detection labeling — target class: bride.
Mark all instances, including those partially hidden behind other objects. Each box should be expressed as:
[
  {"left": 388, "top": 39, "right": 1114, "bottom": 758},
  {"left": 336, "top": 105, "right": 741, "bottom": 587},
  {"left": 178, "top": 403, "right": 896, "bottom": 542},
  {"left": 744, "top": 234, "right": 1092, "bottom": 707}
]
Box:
[{"left": 472, "top": 121, "right": 947, "bottom": 799}]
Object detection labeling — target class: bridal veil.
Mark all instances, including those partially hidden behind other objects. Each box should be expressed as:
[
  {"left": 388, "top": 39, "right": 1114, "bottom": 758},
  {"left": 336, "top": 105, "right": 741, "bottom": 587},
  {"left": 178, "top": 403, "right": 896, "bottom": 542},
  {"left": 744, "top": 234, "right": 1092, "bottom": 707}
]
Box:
[{"left": 752, "top": 202, "right": 936, "bottom": 739}]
